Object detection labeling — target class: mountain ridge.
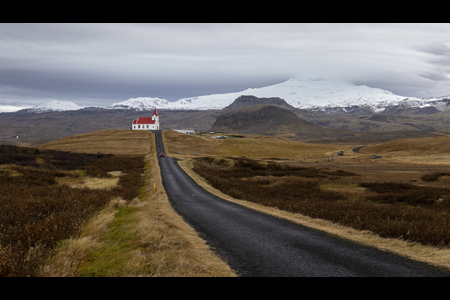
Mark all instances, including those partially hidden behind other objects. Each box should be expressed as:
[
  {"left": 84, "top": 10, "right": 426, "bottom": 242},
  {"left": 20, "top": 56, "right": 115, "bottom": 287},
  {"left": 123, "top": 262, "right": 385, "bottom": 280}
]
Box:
[
  {"left": 222, "top": 95, "right": 297, "bottom": 112},
  {"left": 211, "top": 104, "right": 334, "bottom": 136},
  {"left": 3, "top": 78, "right": 449, "bottom": 147},
  {"left": 20, "top": 78, "right": 450, "bottom": 114}
]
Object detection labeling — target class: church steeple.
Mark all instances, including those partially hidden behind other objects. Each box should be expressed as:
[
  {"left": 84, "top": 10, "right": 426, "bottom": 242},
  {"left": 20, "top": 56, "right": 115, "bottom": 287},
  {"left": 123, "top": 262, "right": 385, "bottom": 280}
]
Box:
[{"left": 151, "top": 107, "right": 160, "bottom": 130}]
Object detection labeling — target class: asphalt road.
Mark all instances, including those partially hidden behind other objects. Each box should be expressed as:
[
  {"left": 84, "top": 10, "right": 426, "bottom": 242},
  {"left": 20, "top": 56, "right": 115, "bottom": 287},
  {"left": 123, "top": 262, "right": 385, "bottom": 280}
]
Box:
[
  {"left": 153, "top": 131, "right": 450, "bottom": 277},
  {"left": 352, "top": 146, "right": 382, "bottom": 159}
]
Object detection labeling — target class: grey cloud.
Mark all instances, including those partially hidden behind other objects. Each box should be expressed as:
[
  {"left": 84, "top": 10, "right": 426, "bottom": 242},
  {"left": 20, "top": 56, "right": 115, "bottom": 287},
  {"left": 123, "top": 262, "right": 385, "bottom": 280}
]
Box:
[
  {"left": 417, "top": 44, "right": 450, "bottom": 57},
  {"left": 1, "top": 23, "right": 450, "bottom": 110},
  {"left": 419, "top": 72, "right": 450, "bottom": 82}
]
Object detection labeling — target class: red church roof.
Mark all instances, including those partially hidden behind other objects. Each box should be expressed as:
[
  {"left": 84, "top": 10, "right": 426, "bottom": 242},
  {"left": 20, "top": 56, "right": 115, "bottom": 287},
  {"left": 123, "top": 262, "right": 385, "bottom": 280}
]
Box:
[
  {"left": 132, "top": 108, "right": 158, "bottom": 125},
  {"left": 133, "top": 117, "right": 156, "bottom": 125}
]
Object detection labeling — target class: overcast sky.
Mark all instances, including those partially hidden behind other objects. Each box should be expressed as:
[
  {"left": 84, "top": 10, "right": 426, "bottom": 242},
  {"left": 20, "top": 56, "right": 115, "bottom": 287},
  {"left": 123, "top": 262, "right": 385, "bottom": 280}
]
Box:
[{"left": 1, "top": 23, "right": 450, "bottom": 112}]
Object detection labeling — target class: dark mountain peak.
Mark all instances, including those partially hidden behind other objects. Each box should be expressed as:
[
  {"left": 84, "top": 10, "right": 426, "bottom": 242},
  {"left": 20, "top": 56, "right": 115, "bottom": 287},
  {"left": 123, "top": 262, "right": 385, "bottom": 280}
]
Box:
[
  {"left": 222, "top": 95, "right": 296, "bottom": 112},
  {"left": 211, "top": 104, "right": 326, "bottom": 135}
]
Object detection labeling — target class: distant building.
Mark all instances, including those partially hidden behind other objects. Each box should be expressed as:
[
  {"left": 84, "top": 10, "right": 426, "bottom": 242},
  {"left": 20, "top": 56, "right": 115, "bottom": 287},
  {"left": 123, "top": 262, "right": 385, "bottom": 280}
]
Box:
[
  {"left": 173, "top": 129, "right": 195, "bottom": 135},
  {"left": 132, "top": 108, "right": 160, "bottom": 130}
]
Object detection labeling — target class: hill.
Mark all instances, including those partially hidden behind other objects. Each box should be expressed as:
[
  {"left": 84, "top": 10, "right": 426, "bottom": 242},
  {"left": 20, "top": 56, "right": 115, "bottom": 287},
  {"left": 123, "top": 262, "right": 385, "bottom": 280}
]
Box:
[
  {"left": 1, "top": 91, "right": 448, "bottom": 148},
  {"left": 222, "top": 95, "right": 297, "bottom": 112},
  {"left": 210, "top": 104, "right": 329, "bottom": 135},
  {"left": 0, "top": 108, "right": 220, "bottom": 147},
  {"left": 358, "top": 135, "right": 450, "bottom": 164},
  {"left": 209, "top": 104, "right": 442, "bottom": 144},
  {"left": 128, "top": 78, "right": 409, "bottom": 111},
  {"left": 37, "top": 129, "right": 152, "bottom": 155},
  {"left": 163, "top": 130, "right": 345, "bottom": 160},
  {"left": 25, "top": 78, "right": 450, "bottom": 113},
  {"left": 361, "top": 136, "right": 450, "bottom": 156}
]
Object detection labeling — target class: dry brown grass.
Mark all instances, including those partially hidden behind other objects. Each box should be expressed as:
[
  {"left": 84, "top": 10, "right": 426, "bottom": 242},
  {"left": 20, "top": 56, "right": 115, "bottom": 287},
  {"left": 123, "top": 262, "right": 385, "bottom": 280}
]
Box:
[
  {"left": 38, "top": 129, "right": 151, "bottom": 155},
  {"left": 395, "top": 153, "right": 450, "bottom": 164},
  {"left": 38, "top": 132, "right": 236, "bottom": 277},
  {"left": 360, "top": 136, "right": 450, "bottom": 165},
  {"left": 163, "top": 131, "right": 450, "bottom": 270},
  {"left": 0, "top": 144, "right": 146, "bottom": 277},
  {"left": 38, "top": 197, "right": 127, "bottom": 277},
  {"left": 162, "top": 130, "right": 223, "bottom": 156},
  {"left": 1, "top": 130, "right": 236, "bottom": 277},
  {"left": 15, "top": 128, "right": 450, "bottom": 275},
  {"left": 362, "top": 136, "right": 450, "bottom": 155},
  {"left": 163, "top": 130, "right": 356, "bottom": 161},
  {"left": 53, "top": 169, "right": 123, "bottom": 190},
  {"left": 209, "top": 135, "right": 340, "bottom": 159},
  {"left": 179, "top": 157, "right": 450, "bottom": 270},
  {"left": 118, "top": 153, "right": 236, "bottom": 277}
]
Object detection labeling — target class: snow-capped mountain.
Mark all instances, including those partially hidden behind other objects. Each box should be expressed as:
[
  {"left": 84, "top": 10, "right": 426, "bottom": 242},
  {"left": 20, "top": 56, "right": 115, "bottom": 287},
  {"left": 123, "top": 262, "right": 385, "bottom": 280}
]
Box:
[
  {"left": 365, "top": 96, "right": 450, "bottom": 114},
  {"left": 168, "top": 78, "right": 450, "bottom": 113},
  {"left": 108, "top": 95, "right": 230, "bottom": 111},
  {"left": 182, "top": 78, "right": 412, "bottom": 110},
  {"left": 108, "top": 97, "right": 171, "bottom": 110},
  {"left": 29, "top": 100, "right": 85, "bottom": 113},
  {"left": 25, "top": 78, "right": 450, "bottom": 114},
  {"left": 109, "top": 78, "right": 414, "bottom": 111}
]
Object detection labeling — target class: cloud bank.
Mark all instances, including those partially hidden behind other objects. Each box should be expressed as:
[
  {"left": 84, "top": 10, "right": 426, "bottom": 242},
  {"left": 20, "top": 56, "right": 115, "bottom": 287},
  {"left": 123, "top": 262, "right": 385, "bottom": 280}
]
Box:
[{"left": 1, "top": 23, "right": 450, "bottom": 112}]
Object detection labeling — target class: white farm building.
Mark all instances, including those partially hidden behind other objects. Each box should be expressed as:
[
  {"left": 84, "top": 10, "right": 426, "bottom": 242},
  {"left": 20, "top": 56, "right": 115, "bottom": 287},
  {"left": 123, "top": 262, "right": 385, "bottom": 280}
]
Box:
[{"left": 173, "top": 129, "right": 195, "bottom": 135}]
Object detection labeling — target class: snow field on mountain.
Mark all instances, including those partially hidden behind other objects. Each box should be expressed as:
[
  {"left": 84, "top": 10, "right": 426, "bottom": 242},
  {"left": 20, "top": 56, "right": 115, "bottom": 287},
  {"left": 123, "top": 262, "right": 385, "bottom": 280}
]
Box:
[{"left": 28, "top": 78, "right": 450, "bottom": 113}]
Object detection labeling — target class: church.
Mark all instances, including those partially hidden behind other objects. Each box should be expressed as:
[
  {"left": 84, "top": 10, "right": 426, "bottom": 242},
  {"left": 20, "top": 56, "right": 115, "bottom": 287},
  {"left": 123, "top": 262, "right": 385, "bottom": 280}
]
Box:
[{"left": 132, "top": 108, "right": 160, "bottom": 130}]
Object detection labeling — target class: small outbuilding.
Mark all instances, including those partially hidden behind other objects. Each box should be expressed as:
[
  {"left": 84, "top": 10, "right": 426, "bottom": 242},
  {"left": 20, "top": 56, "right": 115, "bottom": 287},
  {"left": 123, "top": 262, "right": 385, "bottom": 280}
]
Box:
[{"left": 173, "top": 129, "right": 195, "bottom": 135}]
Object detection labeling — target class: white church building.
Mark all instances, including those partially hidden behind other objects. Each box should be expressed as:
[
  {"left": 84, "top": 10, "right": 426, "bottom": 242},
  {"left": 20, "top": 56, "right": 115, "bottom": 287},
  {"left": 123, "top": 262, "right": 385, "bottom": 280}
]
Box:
[{"left": 132, "top": 108, "right": 160, "bottom": 130}]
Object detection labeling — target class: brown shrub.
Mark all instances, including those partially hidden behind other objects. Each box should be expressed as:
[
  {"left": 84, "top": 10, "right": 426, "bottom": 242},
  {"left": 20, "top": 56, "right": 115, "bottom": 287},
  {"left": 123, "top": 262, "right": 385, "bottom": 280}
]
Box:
[
  {"left": 192, "top": 156, "right": 450, "bottom": 248},
  {"left": 0, "top": 145, "right": 145, "bottom": 277},
  {"left": 360, "top": 182, "right": 450, "bottom": 207},
  {"left": 421, "top": 172, "right": 450, "bottom": 182}
]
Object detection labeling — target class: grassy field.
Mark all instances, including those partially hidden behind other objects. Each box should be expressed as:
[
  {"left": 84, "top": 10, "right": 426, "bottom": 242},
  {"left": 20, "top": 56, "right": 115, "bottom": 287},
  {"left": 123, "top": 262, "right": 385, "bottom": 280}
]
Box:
[
  {"left": 1, "top": 130, "right": 236, "bottom": 277},
  {"left": 162, "top": 130, "right": 223, "bottom": 157},
  {"left": 191, "top": 156, "right": 450, "bottom": 248},
  {"left": 360, "top": 136, "right": 450, "bottom": 163},
  {"left": 164, "top": 130, "right": 450, "bottom": 269},
  {"left": 41, "top": 149, "right": 236, "bottom": 277},
  {"left": 5, "top": 128, "right": 450, "bottom": 275},
  {"left": 163, "top": 130, "right": 356, "bottom": 160},
  {"left": 38, "top": 129, "right": 152, "bottom": 155},
  {"left": 0, "top": 145, "right": 146, "bottom": 276}
]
